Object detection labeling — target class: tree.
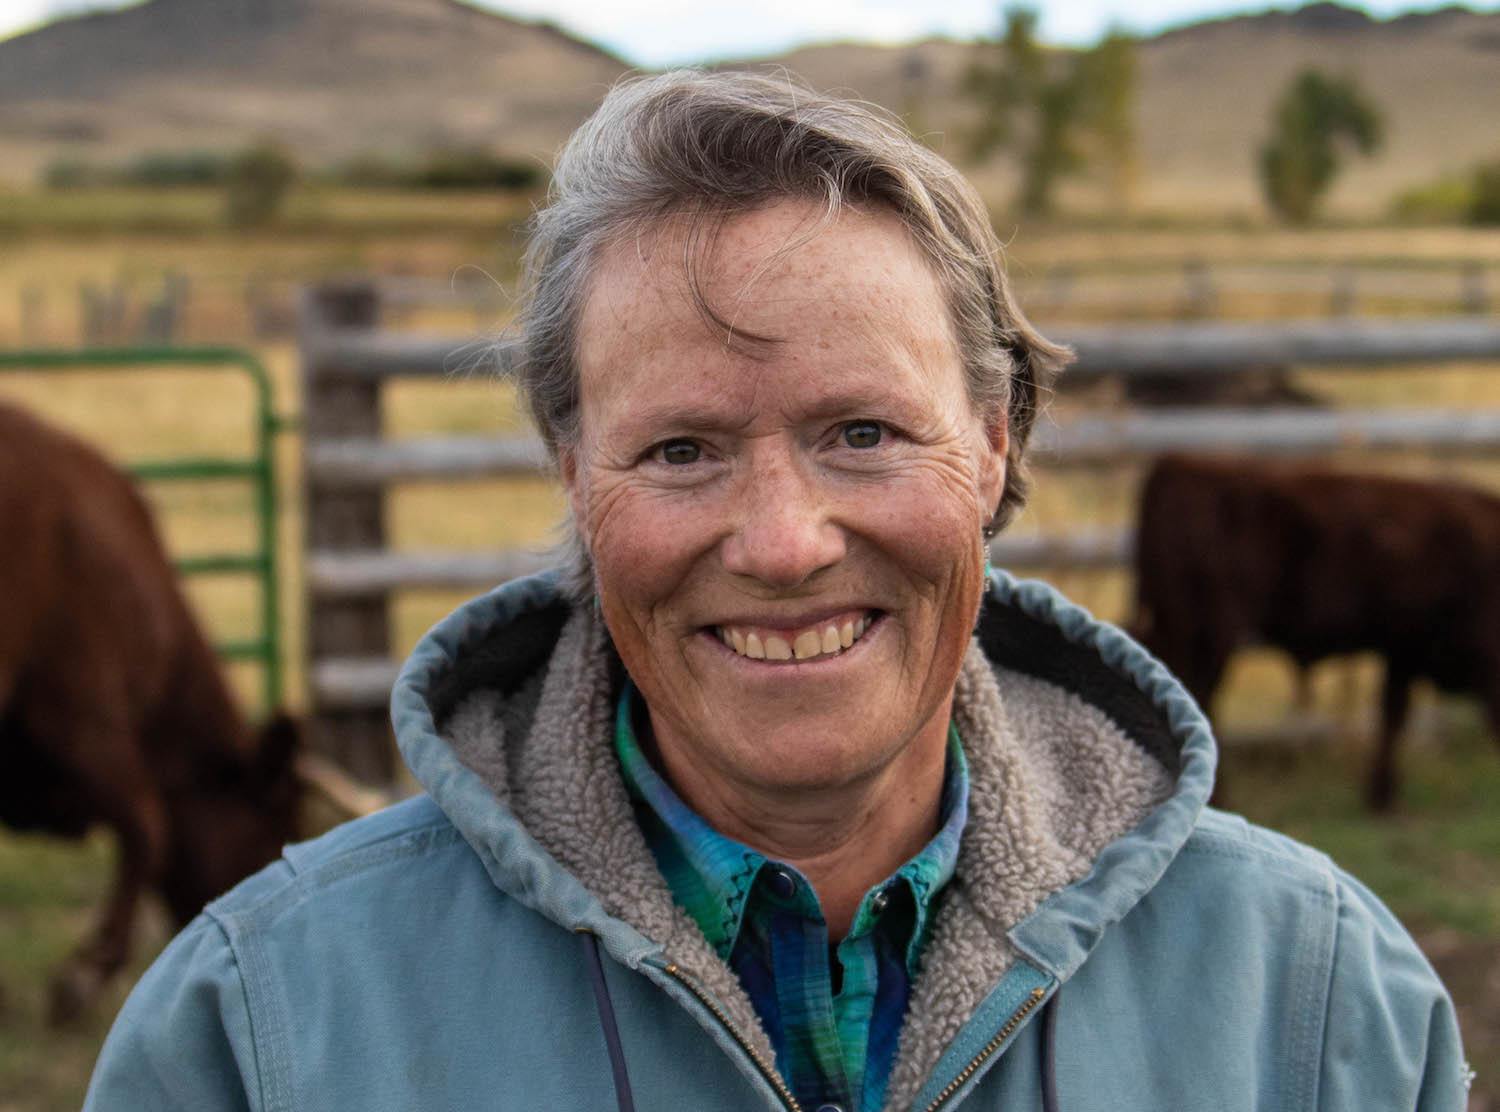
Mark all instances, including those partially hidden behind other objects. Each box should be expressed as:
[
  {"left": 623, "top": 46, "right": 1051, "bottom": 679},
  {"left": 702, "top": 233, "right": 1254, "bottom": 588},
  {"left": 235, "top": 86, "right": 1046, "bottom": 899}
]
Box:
[
  {"left": 1259, "top": 70, "right": 1383, "bottom": 224},
  {"left": 964, "top": 7, "right": 1138, "bottom": 216},
  {"left": 1073, "top": 29, "right": 1138, "bottom": 208},
  {"left": 223, "top": 141, "right": 298, "bottom": 228}
]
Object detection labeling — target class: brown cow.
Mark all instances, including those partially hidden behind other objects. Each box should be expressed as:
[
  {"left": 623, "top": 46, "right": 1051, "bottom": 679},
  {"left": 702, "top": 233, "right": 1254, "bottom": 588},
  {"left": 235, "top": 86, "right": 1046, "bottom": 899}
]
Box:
[
  {"left": 1132, "top": 452, "right": 1500, "bottom": 811},
  {"left": 0, "top": 401, "right": 301, "bottom": 1023}
]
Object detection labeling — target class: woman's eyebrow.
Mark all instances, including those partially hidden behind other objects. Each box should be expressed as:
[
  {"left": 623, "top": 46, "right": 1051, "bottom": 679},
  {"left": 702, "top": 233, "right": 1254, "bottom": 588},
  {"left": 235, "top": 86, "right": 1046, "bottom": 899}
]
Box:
[
  {"left": 611, "top": 399, "right": 750, "bottom": 435},
  {"left": 793, "top": 387, "right": 916, "bottom": 421}
]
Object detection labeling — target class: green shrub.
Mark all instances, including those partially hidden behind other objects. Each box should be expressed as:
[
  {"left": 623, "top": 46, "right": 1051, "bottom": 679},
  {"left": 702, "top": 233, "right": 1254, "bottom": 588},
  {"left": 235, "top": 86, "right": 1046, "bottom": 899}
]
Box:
[
  {"left": 42, "top": 157, "right": 104, "bottom": 189},
  {"left": 121, "top": 150, "right": 229, "bottom": 187},
  {"left": 327, "top": 152, "right": 410, "bottom": 189},
  {"left": 1391, "top": 173, "right": 1474, "bottom": 223},
  {"left": 413, "top": 148, "right": 543, "bottom": 191},
  {"left": 223, "top": 141, "right": 298, "bottom": 228},
  {"left": 1471, "top": 160, "right": 1500, "bottom": 225}
]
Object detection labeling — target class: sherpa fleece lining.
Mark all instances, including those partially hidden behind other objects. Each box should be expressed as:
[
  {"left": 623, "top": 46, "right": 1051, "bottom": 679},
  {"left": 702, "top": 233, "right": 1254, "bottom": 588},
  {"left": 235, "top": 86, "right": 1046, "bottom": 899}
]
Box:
[{"left": 443, "top": 605, "right": 1172, "bottom": 1111}]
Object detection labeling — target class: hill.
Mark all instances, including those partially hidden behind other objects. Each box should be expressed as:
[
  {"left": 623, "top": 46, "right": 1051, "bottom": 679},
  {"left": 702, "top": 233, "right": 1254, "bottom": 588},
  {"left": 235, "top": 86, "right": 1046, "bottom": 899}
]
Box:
[
  {"left": 0, "top": 0, "right": 629, "bottom": 183},
  {"left": 2, "top": 0, "right": 1498, "bottom": 217}
]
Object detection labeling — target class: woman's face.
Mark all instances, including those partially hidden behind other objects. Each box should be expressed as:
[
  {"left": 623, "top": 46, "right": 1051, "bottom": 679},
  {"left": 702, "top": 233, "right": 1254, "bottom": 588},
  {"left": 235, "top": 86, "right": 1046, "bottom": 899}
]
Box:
[{"left": 566, "top": 199, "right": 1006, "bottom": 800}]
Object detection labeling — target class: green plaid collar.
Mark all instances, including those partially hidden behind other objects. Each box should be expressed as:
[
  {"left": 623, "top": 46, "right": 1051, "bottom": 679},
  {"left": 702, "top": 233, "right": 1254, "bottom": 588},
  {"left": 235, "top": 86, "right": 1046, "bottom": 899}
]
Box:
[{"left": 614, "top": 680, "right": 969, "bottom": 967}]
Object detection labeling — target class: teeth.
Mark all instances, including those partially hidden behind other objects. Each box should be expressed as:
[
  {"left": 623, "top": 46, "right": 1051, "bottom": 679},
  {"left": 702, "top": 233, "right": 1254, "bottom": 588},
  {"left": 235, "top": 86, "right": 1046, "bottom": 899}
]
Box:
[{"left": 719, "top": 613, "right": 875, "bottom": 663}]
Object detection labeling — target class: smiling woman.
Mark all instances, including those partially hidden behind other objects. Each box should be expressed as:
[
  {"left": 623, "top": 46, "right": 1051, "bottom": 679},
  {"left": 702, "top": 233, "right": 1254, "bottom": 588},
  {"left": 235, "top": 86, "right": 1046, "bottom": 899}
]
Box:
[
  {"left": 572, "top": 202, "right": 1004, "bottom": 824},
  {"left": 86, "top": 70, "right": 1467, "bottom": 1112}
]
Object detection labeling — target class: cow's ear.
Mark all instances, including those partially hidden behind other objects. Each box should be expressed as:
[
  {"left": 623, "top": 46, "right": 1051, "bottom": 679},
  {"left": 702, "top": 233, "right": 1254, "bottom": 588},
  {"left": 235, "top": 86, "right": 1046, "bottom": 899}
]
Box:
[{"left": 254, "top": 711, "right": 301, "bottom": 780}]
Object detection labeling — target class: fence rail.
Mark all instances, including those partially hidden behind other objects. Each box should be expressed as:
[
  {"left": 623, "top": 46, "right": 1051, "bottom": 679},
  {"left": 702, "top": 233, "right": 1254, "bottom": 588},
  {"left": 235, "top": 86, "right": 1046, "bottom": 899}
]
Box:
[
  {"left": 303, "top": 316, "right": 1500, "bottom": 386},
  {"left": 1032, "top": 407, "right": 1500, "bottom": 461},
  {"left": 1061, "top": 317, "right": 1500, "bottom": 377},
  {"left": 306, "top": 435, "right": 548, "bottom": 486},
  {"left": 17, "top": 258, "right": 1494, "bottom": 349}
]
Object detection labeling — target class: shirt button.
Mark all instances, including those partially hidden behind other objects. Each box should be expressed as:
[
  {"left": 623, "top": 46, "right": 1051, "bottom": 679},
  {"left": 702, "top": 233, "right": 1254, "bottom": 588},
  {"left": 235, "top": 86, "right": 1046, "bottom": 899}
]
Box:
[
  {"left": 767, "top": 866, "right": 798, "bottom": 900},
  {"left": 870, "top": 887, "right": 891, "bottom": 915},
  {"left": 815, "top": 1105, "right": 846, "bottom": 1112}
]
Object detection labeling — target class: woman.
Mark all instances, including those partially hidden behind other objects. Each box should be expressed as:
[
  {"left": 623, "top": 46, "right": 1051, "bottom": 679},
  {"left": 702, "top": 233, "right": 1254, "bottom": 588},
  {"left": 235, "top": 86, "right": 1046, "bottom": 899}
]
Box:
[{"left": 88, "top": 71, "right": 1464, "bottom": 1111}]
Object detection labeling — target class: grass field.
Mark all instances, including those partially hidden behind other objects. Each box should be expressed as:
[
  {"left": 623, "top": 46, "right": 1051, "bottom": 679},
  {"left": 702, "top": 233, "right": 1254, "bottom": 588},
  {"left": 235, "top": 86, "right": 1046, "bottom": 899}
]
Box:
[{"left": 1, "top": 208, "right": 1498, "bottom": 1106}]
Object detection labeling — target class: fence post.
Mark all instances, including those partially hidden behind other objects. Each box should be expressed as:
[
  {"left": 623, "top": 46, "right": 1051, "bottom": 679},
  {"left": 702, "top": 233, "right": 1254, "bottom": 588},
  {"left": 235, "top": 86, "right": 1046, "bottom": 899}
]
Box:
[
  {"left": 19, "top": 284, "right": 43, "bottom": 345},
  {"left": 1330, "top": 266, "right": 1357, "bottom": 317},
  {"left": 1462, "top": 262, "right": 1489, "bottom": 316},
  {"left": 300, "top": 279, "right": 396, "bottom": 782},
  {"left": 1178, "top": 260, "right": 1217, "bottom": 319}
]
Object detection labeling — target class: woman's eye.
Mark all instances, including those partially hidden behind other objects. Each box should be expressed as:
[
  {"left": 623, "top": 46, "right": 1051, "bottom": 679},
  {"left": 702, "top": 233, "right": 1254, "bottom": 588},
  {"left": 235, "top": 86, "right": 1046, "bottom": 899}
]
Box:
[
  {"left": 657, "top": 439, "right": 701, "bottom": 465},
  {"left": 842, "top": 421, "right": 883, "bottom": 449}
]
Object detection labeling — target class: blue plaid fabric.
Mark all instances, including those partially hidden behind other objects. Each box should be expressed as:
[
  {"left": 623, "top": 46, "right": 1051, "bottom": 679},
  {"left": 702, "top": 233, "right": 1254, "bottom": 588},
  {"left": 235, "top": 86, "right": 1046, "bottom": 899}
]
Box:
[{"left": 615, "top": 682, "right": 969, "bottom": 1112}]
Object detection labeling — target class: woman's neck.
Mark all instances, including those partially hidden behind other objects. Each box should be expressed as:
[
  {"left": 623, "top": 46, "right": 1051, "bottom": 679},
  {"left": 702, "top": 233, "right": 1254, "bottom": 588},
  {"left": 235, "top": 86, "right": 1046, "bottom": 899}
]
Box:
[{"left": 651, "top": 709, "right": 952, "bottom": 939}]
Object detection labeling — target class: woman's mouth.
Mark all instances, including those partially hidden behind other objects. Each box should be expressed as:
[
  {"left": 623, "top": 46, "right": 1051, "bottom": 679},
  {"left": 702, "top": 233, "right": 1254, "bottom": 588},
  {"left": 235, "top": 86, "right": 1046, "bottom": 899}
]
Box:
[{"left": 711, "top": 610, "right": 881, "bottom": 663}]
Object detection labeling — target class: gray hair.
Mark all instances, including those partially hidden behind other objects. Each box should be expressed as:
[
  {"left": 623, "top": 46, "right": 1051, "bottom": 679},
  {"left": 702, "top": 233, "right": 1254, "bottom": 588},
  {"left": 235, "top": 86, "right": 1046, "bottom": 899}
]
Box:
[{"left": 511, "top": 69, "right": 1071, "bottom": 600}]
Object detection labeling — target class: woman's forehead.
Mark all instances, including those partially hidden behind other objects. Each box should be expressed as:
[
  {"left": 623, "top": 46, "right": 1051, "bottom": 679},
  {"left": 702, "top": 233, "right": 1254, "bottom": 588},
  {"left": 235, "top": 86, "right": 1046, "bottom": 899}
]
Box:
[{"left": 576, "top": 200, "right": 961, "bottom": 393}]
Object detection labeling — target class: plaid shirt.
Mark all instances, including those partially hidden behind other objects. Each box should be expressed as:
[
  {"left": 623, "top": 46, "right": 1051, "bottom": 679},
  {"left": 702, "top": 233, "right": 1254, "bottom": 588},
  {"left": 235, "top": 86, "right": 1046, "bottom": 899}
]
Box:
[{"left": 615, "top": 682, "right": 969, "bottom": 1112}]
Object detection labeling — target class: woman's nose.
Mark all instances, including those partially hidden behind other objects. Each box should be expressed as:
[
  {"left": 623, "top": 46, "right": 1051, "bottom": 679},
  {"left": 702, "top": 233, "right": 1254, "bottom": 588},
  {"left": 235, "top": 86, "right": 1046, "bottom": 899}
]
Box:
[{"left": 720, "top": 454, "right": 846, "bottom": 588}]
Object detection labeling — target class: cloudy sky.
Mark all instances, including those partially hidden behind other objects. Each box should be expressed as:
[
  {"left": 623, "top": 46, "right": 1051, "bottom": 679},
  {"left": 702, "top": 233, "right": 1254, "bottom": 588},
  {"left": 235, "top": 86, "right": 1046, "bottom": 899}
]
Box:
[{"left": 0, "top": 0, "right": 1484, "bottom": 60}]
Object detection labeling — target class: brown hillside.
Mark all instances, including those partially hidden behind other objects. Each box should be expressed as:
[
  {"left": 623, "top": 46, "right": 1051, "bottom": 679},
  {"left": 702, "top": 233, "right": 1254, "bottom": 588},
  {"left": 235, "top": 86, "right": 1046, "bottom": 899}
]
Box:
[
  {"left": 744, "top": 4, "right": 1500, "bottom": 218},
  {"left": 1, "top": 0, "right": 1498, "bottom": 217},
  {"left": 0, "top": 0, "right": 629, "bottom": 182}
]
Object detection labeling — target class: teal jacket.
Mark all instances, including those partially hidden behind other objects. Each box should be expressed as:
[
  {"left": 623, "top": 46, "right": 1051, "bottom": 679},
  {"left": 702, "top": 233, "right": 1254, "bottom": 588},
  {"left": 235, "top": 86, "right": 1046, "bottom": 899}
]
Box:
[{"left": 85, "top": 571, "right": 1469, "bottom": 1111}]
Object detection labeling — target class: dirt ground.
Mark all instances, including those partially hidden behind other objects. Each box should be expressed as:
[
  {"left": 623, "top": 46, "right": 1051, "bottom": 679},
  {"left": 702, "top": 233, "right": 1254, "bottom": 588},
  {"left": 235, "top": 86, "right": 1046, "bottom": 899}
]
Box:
[{"left": 1422, "top": 932, "right": 1499, "bottom": 1108}]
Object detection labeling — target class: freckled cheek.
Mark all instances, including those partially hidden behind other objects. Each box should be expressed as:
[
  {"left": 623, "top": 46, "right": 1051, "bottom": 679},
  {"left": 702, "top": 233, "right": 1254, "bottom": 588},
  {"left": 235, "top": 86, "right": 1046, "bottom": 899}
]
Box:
[
  {"left": 586, "top": 489, "right": 725, "bottom": 613},
  {"left": 852, "top": 480, "right": 985, "bottom": 589}
]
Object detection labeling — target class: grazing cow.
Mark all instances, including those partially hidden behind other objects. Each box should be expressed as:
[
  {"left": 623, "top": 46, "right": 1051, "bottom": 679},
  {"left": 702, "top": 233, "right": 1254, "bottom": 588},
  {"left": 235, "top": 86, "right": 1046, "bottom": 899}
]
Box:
[
  {"left": 1132, "top": 452, "right": 1500, "bottom": 811},
  {"left": 0, "top": 401, "right": 302, "bottom": 1023}
]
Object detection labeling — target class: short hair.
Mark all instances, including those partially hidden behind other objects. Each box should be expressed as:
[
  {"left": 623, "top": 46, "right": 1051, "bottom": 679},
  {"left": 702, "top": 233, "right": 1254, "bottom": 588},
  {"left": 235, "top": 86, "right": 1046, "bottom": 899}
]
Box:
[{"left": 511, "top": 69, "right": 1071, "bottom": 600}]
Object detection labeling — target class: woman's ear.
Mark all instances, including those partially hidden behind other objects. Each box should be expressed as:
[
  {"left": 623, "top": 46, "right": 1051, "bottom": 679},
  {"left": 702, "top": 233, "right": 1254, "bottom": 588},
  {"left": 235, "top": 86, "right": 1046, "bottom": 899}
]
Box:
[
  {"left": 558, "top": 445, "right": 589, "bottom": 535},
  {"left": 977, "top": 412, "right": 1009, "bottom": 520}
]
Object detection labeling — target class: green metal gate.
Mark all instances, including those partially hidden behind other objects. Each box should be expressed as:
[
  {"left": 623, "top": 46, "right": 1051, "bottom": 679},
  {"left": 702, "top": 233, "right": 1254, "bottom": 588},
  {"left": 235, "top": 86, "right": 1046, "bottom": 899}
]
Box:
[{"left": 0, "top": 347, "right": 285, "bottom": 710}]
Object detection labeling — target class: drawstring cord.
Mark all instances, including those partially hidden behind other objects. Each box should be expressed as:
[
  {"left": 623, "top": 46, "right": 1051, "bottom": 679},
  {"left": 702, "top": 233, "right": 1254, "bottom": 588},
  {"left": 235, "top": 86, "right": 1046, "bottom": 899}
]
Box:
[
  {"left": 582, "top": 922, "right": 1056, "bottom": 1112},
  {"left": 1040, "top": 988, "right": 1061, "bottom": 1112},
  {"left": 578, "top": 930, "right": 637, "bottom": 1112}
]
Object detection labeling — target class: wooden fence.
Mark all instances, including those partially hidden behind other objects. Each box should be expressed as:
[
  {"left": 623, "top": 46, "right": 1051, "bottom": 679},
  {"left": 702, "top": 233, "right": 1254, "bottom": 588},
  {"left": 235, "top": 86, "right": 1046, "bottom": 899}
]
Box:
[
  {"left": 299, "top": 280, "right": 1500, "bottom": 778},
  {"left": 12, "top": 259, "right": 1500, "bottom": 348}
]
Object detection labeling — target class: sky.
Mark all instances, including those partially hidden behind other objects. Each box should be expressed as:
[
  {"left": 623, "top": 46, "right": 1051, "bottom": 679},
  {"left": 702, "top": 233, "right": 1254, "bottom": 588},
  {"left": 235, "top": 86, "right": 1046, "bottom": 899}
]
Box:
[{"left": 0, "top": 0, "right": 1487, "bottom": 61}]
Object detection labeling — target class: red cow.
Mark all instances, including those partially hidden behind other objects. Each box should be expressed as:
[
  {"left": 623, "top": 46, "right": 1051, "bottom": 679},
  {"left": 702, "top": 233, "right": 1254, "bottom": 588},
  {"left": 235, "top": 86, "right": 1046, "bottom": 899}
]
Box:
[
  {"left": 0, "top": 402, "right": 301, "bottom": 1022},
  {"left": 1132, "top": 452, "right": 1500, "bottom": 810}
]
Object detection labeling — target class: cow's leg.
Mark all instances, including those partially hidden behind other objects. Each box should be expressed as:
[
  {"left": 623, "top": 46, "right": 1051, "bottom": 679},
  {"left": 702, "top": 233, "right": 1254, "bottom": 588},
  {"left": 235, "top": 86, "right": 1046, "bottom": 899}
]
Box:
[
  {"left": 20, "top": 693, "right": 171, "bottom": 1024},
  {"left": 1368, "top": 662, "right": 1413, "bottom": 813},
  {"left": 1188, "top": 624, "right": 1236, "bottom": 804},
  {"left": 50, "top": 777, "right": 168, "bottom": 1024},
  {"left": 1482, "top": 666, "right": 1500, "bottom": 778}
]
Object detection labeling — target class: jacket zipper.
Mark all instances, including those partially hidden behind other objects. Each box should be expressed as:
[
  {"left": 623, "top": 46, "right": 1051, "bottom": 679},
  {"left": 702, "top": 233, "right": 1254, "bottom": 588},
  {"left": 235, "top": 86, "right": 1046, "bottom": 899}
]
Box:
[
  {"left": 919, "top": 986, "right": 1048, "bottom": 1112},
  {"left": 659, "top": 962, "right": 803, "bottom": 1112}
]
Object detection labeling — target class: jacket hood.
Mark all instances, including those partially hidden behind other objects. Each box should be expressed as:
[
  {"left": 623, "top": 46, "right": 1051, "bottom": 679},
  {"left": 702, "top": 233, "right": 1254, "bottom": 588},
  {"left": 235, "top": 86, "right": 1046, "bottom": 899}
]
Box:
[{"left": 389, "top": 568, "right": 1218, "bottom": 1109}]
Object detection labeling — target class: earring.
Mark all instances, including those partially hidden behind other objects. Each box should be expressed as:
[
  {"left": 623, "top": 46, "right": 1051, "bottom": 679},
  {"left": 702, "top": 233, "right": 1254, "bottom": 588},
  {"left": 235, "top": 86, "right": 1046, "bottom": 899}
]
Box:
[{"left": 981, "top": 523, "right": 996, "bottom": 582}]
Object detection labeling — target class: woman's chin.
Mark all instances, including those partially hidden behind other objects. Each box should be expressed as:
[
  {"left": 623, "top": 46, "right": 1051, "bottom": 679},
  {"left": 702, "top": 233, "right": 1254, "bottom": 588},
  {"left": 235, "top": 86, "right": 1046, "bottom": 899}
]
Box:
[{"left": 690, "top": 704, "right": 919, "bottom": 794}]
